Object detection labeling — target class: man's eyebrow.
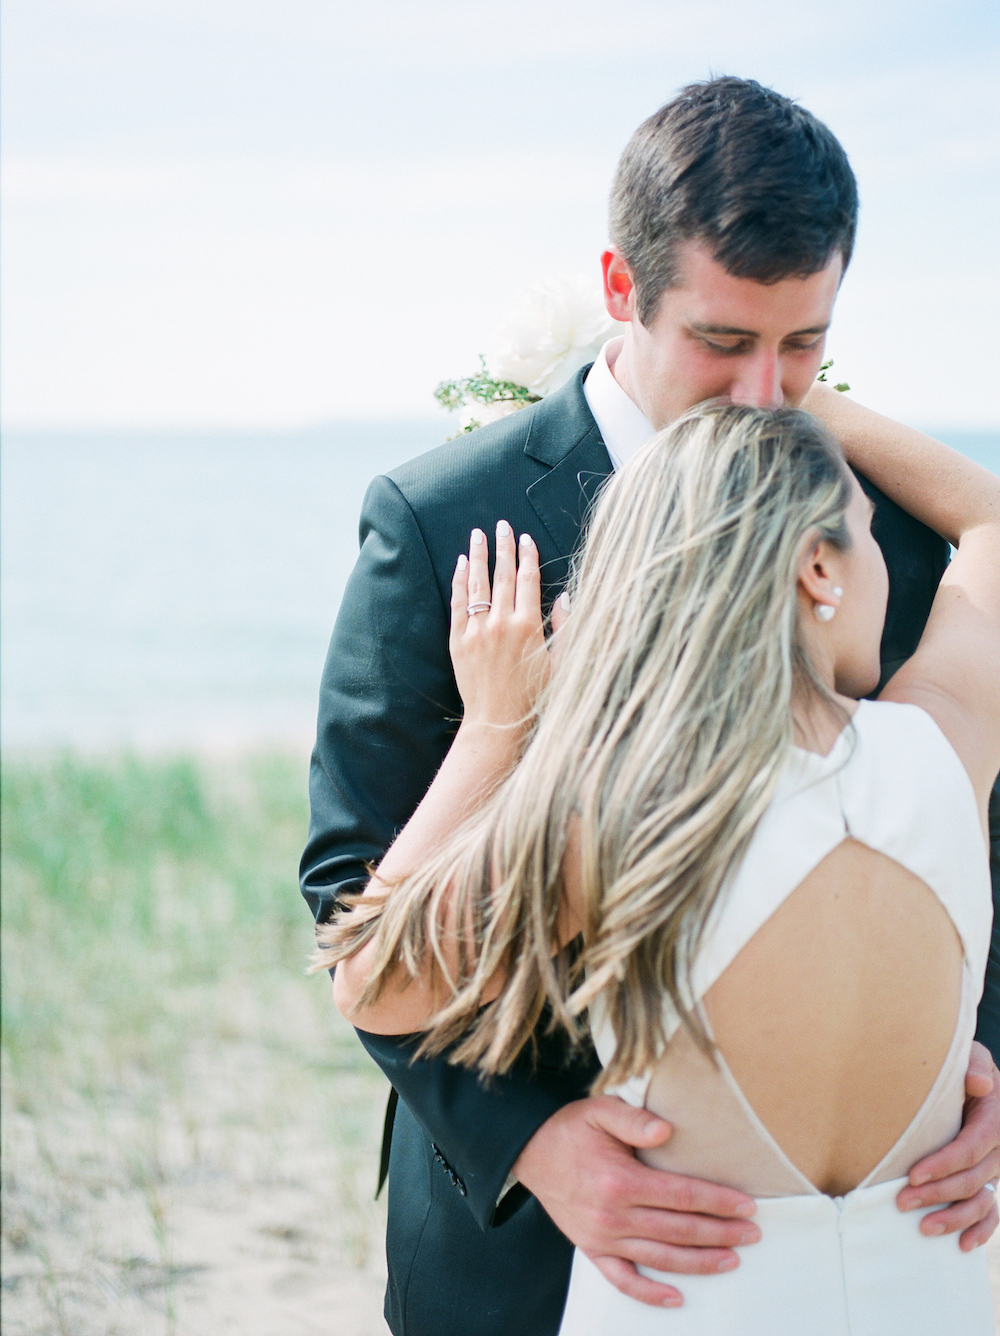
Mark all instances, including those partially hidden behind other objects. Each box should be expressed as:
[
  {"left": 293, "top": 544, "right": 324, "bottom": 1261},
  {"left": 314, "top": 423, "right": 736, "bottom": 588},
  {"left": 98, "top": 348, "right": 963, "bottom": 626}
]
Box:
[
  {"left": 688, "top": 322, "right": 830, "bottom": 337},
  {"left": 689, "top": 322, "right": 757, "bottom": 336}
]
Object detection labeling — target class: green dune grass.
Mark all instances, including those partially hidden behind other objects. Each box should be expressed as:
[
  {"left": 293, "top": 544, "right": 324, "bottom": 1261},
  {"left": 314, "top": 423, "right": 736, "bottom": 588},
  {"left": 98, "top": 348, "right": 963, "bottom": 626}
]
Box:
[
  {"left": 1, "top": 753, "right": 388, "bottom": 1335},
  {"left": 3, "top": 754, "right": 314, "bottom": 1089}
]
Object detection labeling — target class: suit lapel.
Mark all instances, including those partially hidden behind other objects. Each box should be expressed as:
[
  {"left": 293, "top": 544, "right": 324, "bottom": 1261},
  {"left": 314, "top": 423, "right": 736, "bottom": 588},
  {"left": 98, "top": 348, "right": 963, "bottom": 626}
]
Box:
[
  {"left": 525, "top": 429, "right": 613, "bottom": 558},
  {"left": 522, "top": 369, "right": 614, "bottom": 560}
]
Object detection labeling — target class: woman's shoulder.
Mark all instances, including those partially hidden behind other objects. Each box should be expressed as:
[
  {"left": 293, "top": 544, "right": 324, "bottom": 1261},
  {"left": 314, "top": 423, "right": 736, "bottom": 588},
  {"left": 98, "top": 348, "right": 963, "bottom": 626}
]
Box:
[
  {"left": 861, "top": 680, "right": 996, "bottom": 819},
  {"left": 841, "top": 700, "right": 987, "bottom": 897},
  {"left": 849, "top": 698, "right": 975, "bottom": 795},
  {"left": 854, "top": 696, "right": 950, "bottom": 743}
]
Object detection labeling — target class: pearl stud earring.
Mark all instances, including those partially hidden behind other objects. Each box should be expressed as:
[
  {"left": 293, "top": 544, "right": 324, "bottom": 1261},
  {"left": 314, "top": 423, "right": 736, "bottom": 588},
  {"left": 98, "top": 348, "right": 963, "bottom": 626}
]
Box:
[{"left": 815, "top": 586, "right": 843, "bottom": 622}]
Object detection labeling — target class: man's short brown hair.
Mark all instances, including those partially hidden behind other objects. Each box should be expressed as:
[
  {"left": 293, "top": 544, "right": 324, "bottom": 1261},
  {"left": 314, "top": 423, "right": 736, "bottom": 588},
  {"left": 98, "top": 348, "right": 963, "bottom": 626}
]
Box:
[{"left": 610, "top": 77, "right": 859, "bottom": 324}]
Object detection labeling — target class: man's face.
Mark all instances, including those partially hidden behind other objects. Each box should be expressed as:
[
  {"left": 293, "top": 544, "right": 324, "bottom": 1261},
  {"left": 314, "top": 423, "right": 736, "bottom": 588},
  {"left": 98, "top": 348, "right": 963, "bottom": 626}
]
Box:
[{"left": 604, "top": 240, "right": 844, "bottom": 429}]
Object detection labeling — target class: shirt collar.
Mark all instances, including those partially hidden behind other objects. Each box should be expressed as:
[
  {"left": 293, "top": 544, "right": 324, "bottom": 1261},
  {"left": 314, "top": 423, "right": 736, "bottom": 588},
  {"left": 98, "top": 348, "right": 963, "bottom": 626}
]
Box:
[{"left": 583, "top": 337, "right": 656, "bottom": 472}]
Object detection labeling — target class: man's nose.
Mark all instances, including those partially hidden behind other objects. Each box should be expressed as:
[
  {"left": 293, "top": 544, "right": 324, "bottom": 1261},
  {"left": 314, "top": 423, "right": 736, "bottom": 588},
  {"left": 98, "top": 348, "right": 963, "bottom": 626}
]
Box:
[{"left": 730, "top": 352, "right": 783, "bottom": 409}]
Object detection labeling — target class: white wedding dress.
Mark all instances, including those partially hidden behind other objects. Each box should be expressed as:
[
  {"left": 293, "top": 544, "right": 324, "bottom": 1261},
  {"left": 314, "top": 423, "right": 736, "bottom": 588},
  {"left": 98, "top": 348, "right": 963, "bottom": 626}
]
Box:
[{"left": 559, "top": 701, "right": 995, "bottom": 1335}]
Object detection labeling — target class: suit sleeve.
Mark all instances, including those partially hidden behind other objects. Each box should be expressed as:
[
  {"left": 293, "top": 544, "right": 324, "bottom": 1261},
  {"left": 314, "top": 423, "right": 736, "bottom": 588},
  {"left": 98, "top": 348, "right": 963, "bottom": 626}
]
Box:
[
  {"left": 300, "top": 473, "right": 460, "bottom": 921},
  {"left": 300, "top": 474, "right": 597, "bottom": 1229}
]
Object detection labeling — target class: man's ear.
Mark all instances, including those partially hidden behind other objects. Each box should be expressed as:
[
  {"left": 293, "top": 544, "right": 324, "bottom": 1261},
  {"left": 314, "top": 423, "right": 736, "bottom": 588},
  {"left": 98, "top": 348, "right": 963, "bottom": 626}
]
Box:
[
  {"left": 798, "top": 537, "right": 842, "bottom": 609},
  {"left": 602, "top": 248, "right": 636, "bottom": 324}
]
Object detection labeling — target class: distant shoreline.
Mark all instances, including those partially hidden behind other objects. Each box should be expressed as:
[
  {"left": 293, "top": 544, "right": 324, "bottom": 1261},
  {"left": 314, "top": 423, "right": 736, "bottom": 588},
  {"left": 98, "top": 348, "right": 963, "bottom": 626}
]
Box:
[{"left": 2, "top": 424, "right": 997, "bottom": 755}]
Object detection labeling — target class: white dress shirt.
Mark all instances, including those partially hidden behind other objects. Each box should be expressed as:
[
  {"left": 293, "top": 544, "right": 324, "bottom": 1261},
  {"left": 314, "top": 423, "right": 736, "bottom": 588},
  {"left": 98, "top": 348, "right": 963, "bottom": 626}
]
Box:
[{"left": 583, "top": 337, "right": 656, "bottom": 471}]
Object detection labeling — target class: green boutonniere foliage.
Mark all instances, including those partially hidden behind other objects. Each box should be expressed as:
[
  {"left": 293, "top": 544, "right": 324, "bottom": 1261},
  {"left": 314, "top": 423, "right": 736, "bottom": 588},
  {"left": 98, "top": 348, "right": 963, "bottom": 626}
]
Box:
[{"left": 817, "top": 359, "right": 850, "bottom": 393}]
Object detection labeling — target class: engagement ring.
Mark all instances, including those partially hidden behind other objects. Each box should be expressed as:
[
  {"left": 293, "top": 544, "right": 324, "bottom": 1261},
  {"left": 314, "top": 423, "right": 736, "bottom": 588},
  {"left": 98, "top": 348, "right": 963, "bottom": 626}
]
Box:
[{"left": 467, "top": 602, "right": 491, "bottom": 615}]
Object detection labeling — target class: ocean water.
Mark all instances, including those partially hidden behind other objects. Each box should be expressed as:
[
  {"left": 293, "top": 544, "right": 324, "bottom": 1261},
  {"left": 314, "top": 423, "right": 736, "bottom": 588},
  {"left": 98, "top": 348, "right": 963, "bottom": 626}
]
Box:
[
  {"left": 2, "top": 424, "right": 998, "bottom": 752},
  {"left": 1, "top": 422, "right": 447, "bottom": 751}
]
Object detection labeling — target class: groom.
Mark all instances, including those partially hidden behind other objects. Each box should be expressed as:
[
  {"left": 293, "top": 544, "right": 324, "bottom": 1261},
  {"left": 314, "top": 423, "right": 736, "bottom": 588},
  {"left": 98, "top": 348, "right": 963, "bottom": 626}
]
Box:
[{"left": 302, "top": 78, "right": 1000, "bottom": 1336}]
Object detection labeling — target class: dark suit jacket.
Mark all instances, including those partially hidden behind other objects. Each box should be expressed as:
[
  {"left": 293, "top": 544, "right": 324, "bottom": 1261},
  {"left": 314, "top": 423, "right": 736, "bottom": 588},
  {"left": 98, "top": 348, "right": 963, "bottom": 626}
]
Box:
[{"left": 301, "top": 370, "right": 1000, "bottom": 1336}]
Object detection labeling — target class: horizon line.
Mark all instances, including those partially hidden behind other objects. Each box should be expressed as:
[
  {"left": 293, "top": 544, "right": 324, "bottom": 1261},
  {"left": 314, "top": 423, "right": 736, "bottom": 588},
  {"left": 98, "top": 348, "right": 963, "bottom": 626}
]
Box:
[{"left": 3, "top": 417, "right": 1000, "bottom": 439}]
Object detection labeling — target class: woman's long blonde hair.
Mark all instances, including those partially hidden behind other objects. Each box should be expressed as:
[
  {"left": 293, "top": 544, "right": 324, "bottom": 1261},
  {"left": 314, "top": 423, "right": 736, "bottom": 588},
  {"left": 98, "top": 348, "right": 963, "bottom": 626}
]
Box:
[{"left": 317, "top": 403, "right": 853, "bottom": 1088}]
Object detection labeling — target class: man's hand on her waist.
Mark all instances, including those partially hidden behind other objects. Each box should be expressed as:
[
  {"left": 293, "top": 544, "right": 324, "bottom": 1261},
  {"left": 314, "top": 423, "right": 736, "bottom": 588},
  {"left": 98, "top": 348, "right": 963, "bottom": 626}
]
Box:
[
  {"left": 897, "top": 1041, "right": 1000, "bottom": 1251},
  {"left": 512, "top": 1096, "right": 760, "bottom": 1309}
]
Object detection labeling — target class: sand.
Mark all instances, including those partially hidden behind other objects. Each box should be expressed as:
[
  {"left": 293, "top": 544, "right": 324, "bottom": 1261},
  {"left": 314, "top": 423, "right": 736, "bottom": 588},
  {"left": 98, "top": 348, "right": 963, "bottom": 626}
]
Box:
[
  {"left": 5, "top": 1046, "right": 1000, "bottom": 1335},
  {"left": 1, "top": 1009, "right": 392, "bottom": 1336}
]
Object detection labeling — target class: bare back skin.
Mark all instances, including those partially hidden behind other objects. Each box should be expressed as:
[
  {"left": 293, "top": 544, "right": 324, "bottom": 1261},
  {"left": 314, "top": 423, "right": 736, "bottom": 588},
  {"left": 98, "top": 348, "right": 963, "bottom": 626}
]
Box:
[{"left": 643, "top": 838, "right": 963, "bottom": 1196}]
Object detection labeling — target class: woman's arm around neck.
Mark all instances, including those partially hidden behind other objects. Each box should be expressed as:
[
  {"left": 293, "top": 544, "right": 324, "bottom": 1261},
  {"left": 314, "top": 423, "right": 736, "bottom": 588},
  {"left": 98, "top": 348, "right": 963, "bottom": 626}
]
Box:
[{"left": 806, "top": 385, "right": 1000, "bottom": 815}]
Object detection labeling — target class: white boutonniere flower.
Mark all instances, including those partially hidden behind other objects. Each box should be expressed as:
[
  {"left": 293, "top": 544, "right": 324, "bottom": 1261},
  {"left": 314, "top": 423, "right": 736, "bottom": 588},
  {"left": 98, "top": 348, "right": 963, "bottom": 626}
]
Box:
[
  {"left": 486, "top": 274, "right": 626, "bottom": 398},
  {"left": 436, "top": 275, "right": 626, "bottom": 435}
]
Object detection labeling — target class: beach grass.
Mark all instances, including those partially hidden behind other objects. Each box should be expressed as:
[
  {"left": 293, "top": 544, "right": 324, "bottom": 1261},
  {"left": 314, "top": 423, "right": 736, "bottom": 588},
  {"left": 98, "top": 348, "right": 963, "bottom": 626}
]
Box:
[
  {"left": 5, "top": 753, "right": 1000, "bottom": 1335},
  {"left": 1, "top": 752, "right": 390, "bottom": 1336}
]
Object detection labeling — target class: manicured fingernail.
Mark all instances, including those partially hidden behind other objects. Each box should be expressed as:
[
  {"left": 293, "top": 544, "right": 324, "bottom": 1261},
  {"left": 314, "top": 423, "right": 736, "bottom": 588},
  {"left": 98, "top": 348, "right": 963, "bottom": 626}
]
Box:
[
  {"left": 922, "top": 1221, "right": 945, "bottom": 1236},
  {"left": 456, "top": 554, "right": 467, "bottom": 570},
  {"left": 471, "top": 529, "right": 485, "bottom": 546},
  {"left": 559, "top": 591, "right": 570, "bottom": 612},
  {"left": 740, "top": 1227, "right": 760, "bottom": 1245},
  {"left": 520, "top": 532, "right": 532, "bottom": 547},
  {"left": 661, "top": 1294, "right": 682, "bottom": 1308},
  {"left": 735, "top": 1202, "right": 757, "bottom": 1218},
  {"left": 718, "top": 1256, "right": 738, "bottom": 1271},
  {"left": 496, "top": 519, "right": 510, "bottom": 537},
  {"left": 910, "top": 1171, "right": 931, "bottom": 1186}
]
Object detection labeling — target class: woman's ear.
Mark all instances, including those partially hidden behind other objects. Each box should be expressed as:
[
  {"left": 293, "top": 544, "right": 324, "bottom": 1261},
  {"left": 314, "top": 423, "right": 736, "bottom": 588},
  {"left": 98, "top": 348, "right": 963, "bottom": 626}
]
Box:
[{"left": 797, "top": 538, "right": 843, "bottom": 615}]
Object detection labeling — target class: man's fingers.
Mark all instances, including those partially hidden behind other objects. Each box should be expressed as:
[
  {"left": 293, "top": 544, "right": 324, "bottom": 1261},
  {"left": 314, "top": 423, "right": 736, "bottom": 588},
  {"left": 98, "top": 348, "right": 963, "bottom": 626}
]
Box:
[
  {"left": 902, "top": 1132, "right": 993, "bottom": 1207},
  {"left": 513, "top": 1097, "right": 759, "bottom": 1277},
  {"left": 617, "top": 1156, "right": 758, "bottom": 1222},
  {"left": 616, "top": 1236, "right": 742, "bottom": 1276},
  {"left": 960, "top": 1198, "right": 1000, "bottom": 1252},
  {"left": 625, "top": 1206, "right": 760, "bottom": 1251},
  {"left": 906, "top": 1095, "right": 1000, "bottom": 1188},
  {"left": 590, "top": 1254, "right": 683, "bottom": 1309},
  {"left": 967, "top": 1072, "right": 996, "bottom": 1101},
  {"left": 900, "top": 1147, "right": 1000, "bottom": 1213},
  {"left": 586, "top": 1094, "right": 673, "bottom": 1151},
  {"left": 491, "top": 520, "right": 516, "bottom": 614},
  {"left": 920, "top": 1184, "right": 996, "bottom": 1239},
  {"left": 965, "top": 1041, "right": 996, "bottom": 1099}
]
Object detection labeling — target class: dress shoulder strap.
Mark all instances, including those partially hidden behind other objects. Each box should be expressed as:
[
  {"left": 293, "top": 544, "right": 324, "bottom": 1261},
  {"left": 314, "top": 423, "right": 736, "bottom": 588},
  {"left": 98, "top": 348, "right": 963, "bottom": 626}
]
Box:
[
  {"left": 836, "top": 700, "right": 991, "bottom": 984},
  {"left": 590, "top": 699, "right": 994, "bottom": 1088},
  {"left": 687, "top": 700, "right": 992, "bottom": 1022}
]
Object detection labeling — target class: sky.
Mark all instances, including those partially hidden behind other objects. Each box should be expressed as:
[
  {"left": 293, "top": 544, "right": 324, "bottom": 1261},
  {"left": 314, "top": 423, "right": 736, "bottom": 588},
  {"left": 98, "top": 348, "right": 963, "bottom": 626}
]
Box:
[{"left": 2, "top": 0, "right": 998, "bottom": 432}]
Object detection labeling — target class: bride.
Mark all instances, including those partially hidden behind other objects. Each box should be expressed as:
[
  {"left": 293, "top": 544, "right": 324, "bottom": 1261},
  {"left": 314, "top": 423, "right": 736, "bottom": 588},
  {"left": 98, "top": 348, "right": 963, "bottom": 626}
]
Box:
[{"left": 321, "top": 402, "right": 1000, "bottom": 1333}]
